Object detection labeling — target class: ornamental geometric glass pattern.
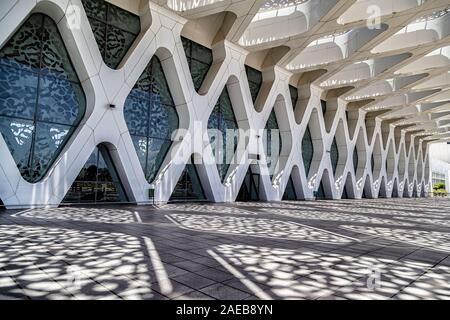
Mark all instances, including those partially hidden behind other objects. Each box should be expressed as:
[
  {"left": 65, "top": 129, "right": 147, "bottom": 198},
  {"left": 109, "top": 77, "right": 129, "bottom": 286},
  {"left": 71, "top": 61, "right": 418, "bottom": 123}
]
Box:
[
  {"left": 0, "top": 14, "right": 86, "bottom": 183},
  {"left": 208, "top": 88, "right": 239, "bottom": 182},
  {"left": 81, "top": 0, "right": 141, "bottom": 69},
  {"left": 181, "top": 37, "right": 213, "bottom": 92},
  {"left": 124, "top": 56, "right": 179, "bottom": 183}
]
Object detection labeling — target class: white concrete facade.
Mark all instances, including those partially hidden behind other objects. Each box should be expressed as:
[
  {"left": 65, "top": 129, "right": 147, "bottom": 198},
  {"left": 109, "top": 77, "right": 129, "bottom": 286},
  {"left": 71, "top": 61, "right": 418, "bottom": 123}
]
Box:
[{"left": 2, "top": 0, "right": 450, "bottom": 208}]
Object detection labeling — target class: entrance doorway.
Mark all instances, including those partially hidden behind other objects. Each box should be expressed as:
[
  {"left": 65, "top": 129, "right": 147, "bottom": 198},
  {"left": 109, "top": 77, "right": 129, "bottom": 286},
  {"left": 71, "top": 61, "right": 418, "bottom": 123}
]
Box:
[{"left": 236, "top": 166, "right": 260, "bottom": 201}]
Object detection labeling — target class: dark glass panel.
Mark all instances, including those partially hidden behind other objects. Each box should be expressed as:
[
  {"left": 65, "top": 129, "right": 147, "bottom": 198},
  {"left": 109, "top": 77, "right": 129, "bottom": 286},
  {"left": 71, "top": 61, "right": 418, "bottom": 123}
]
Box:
[
  {"left": 108, "top": 4, "right": 141, "bottom": 34},
  {"left": 151, "top": 58, "right": 175, "bottom": 106},
  {"left": 31, "top": 122, "right": 70, "bottom": 181},
  {"left": 105, "top": 25, "right": 136, "bottom": 69},
  {"left": 63, "top": 145, "right": 128, "bottom": 204},
  {"left": 190, "top": 59, "right": 210, "bottom": 92},
  {"left": 191, "top": 41, "right": 213, "bottom": 65},
  {"left": 146, "top": 137, "right": 171, "bottom": 182},
  {"left": 245, "top": 65, "right": 263, "bottom": 103},
  {"left": 302, "top": 126, "right": 314, "bottom": 176},
  {"left": 131, "top": 135, "right": 147, "bottom": 172},
  {"left": 75, "top": 150, "right": 98, "bottom": 182},
  {"left": 170, "top": 157, "right": 206, "bottom": 202},
  {"left": 0, "top": 117, "right": 34, "bottom": 177},
  {"left": 41, "top": 17, "right": 78, "bottom": 81},
  {"left": 289, "top": 85, "right": 298, "bottom": 108},
  {"left": 81, "top": 0, "right": 108, "bottom": 22},
  {"left": 321, "top": 100, "right": 327, "bottom": 114},
  {"left": 0, "top": 13, "right": 86, "bottom": 183},
  {"left": 0, "top": 65, "right": 38, "bottom": 119},
  {"left": 124, "top": 55, "right": 179, "bottom": 183},
  {"left": 282, "top": 176, "right": 297, "bottom": 200},
  {"left": 317, "top": 181, "right": 326, "bottom": 199},
  {"left": 236, "top": 168, "right": 260, "bottom": 202},
  {"left": 353, "top": 147, "right": 358, "bottom": 173},
  {"left": 265, "top": 110, "right": 282, "bottom": 178},
  {"left": 331, "top": 137, "right": 339, "bottom": 175},
  {"left": 124, "top": 95, "right": 148, "bottom": 136},
  {"left": 82, "top": 0, "right": 140, "bottom": 69},
  {"left": 181, "top": 37, "right": 213, "bottom": 92},
  {"left": 0, "top": 14, "right": 42, "bottom": 71},
  {"left": 371, "top": 154, "right": 375, "bottom": 174},
  {"left": 207, "top": 88, "right": 238, "bottom": 182},
  {"left": 89, "top": 19, "right": 107, "bottom": 59},
  {"left": 37, "top": 76, "right": 85, "bottom": 125}
]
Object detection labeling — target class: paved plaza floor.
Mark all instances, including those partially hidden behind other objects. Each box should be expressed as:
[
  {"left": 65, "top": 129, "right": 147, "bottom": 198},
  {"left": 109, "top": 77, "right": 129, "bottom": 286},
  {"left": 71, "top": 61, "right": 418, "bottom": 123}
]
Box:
[{"left": 1, "top": 198, "right": 450, "bottom": 300}]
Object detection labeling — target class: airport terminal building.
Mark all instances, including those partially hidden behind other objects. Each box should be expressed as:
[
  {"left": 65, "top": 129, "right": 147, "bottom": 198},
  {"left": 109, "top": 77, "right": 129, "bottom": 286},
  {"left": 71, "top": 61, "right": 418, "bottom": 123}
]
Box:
[{"left": 1, "top": 0, "right": 450, "bottom": 208}]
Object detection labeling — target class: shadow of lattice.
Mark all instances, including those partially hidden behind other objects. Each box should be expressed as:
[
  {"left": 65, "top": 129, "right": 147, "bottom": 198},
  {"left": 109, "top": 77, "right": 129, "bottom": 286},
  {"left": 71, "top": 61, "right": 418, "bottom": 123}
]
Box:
[
  {"left": 166, "top": 214, "right": 356, "bottom": 244},
  {"left": 209, "top": 244, "right": 450, "bottom": 300}
]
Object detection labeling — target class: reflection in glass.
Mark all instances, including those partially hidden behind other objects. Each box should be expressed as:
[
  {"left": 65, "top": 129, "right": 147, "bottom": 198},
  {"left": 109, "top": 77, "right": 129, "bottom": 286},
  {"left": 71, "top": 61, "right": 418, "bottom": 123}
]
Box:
[
  {"left": 181, "top": 37, "right": 213, "bottom": 92},
  {"left": 245, "top": 65, "right": 263, "bottom": 103},
  {"left": 124, "top": 56, "right": 179, "bottom": 183},
  {"left": 208, "top": 88, "right": 238, "bottom": 182},
  {"left": 302, "top": 126, "right": 314, "bottom": 176},
  {"left": 0, "top": 14, "right": 85, "bottom": 183},
  {"left": 265, "top": 110, "right": 281, "bottom": 178},
  {"left": 63, "top": 145, "right": 128, "bottom": 204},
  {"left": 170, "top": 156, "right": 206, "bottom": 202},
  {"left": 81, "top": 0, "right": 141, "bottom": 69}
]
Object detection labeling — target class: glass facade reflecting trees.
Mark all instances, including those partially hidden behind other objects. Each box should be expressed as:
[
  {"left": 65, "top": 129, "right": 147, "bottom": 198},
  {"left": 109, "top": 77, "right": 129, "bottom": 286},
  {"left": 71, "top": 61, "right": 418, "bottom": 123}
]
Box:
[
  {"left": 63, "top": 145, "right": 128, "bottom": 203},
  {"left": 331, "top": 137, "right": 339, "bottom": 175},
  {"left": 245, "top": 65, "right": 263, "bottom": 103},
  {"left": 124, "top": 56, "right": 179, "bottom": 183},
  {"left": 82, "top": 0, "right": 141, "bottom": 69},
  {"left": 265, "top": 110, "right": 282, "bottom": 178},
  {"left": 181, "top": 37, "right": 213, "bottom": 92},
  {"left": 208, "top": 88, "right": 239, "bottom": 182},
  {"left": 0, "top": 14, "right": 86, "bottom": 183},
  {"left": 302, "top": 127, "right": 314, "bottom": 176}
]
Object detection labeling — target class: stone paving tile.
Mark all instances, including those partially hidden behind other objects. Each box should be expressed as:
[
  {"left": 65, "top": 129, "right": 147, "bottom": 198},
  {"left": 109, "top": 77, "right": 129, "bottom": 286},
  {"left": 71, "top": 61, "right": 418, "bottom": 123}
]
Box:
[
  {"left": 199, "top": 283, "right": 251, "bottom": 300},
  {"left": 171, "top": 273, "right": 216, "bottom": 291},
  {"left": 1, "top": 198, "right": 450, "bottom": 299}
]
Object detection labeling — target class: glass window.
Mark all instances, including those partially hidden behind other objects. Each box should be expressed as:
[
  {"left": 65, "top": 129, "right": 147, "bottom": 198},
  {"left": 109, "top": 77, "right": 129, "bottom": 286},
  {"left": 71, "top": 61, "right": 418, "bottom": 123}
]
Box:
[
  {"left": 208, "top": 88, "right": 239, "bottom": 182},
  {"left": 124, "top": 56, "right": 179, "bottom": 183},
  {"left": 181, "top": 37, "right": 213, "bottom": 92},
  {"left": 302, "top": 126, "right": 314, "bottom": 176},
  {"left": 245, "top": 65, "right": 263, "bottom": 103},
  {"left": 265, "top": 110, "right": 282, "bottom": 178},
  {"left": 331, "top": 137, "right": 339, "bottom": 175},
  {"left": 321, "top": 100, "right": 327, "bottom": 114},
  {"left": 353, "top": 147, "right": 358, "bottom": 173},
  {"left": 169, "top": 156, "right": 206, "bottom": 202},
  {"left": 81, "top": 0, "right": 141, "bottom": 69},
  {"left": 282, "top": 176, "right": 297, "bottom": 200},
  {"left": 63, "top": 145, "right": 128, "bottom": 204},
  {"left": 0, "top": 14, "right": 86, "bottom": 183},
  {"left": 289, "top": 85, "right": 298, "bottom": 109}
]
